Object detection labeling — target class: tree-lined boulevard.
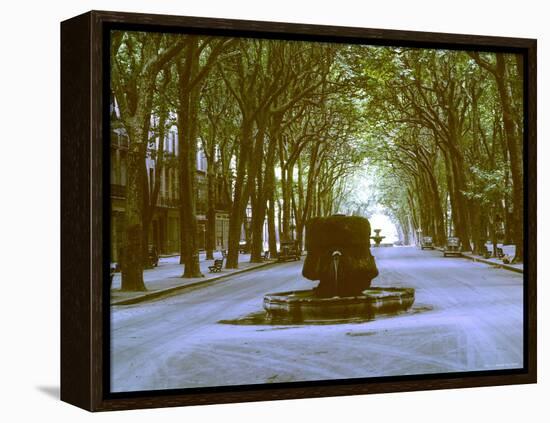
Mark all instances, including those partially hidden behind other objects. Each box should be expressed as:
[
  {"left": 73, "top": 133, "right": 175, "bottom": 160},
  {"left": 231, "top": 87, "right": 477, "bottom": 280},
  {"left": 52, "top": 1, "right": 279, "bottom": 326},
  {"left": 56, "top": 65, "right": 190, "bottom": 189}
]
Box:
[{"left": 111, "top": 33, "right": 524, "bottom": 292}]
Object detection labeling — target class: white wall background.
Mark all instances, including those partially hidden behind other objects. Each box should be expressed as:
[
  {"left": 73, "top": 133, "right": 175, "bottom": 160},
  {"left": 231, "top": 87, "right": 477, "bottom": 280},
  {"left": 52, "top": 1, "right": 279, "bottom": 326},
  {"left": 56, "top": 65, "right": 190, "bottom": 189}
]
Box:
[{"left": 0, "top": 0, "right": 546, "bottom": 421}]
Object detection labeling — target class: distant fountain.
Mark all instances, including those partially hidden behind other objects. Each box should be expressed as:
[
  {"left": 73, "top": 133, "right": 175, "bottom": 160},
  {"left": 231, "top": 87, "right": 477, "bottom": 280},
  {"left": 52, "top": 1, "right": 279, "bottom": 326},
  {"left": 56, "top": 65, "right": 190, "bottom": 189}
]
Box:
[{"left": 371, "top": 229, "right": 385, "bottom": 247}]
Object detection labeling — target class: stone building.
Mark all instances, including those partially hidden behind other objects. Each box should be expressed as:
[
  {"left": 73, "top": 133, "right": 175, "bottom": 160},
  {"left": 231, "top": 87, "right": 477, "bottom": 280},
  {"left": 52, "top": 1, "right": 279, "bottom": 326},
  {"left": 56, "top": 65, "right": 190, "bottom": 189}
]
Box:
[{"left": 110, "top": 106, "right": 231, "bottom": 262}]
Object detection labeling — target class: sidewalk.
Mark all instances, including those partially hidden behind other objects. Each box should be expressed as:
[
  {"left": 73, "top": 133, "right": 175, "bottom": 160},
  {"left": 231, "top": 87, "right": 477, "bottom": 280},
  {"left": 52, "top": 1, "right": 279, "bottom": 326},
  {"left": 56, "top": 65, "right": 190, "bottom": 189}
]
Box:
[
  {"left": 111, "top": 251, "right": 277, "bottom": 306},
  {"left": 436, "top": 243, "right": 523, "bottom": 274},
  {"left": 461, "top": 244, "right": 523, "bottom": 274}
]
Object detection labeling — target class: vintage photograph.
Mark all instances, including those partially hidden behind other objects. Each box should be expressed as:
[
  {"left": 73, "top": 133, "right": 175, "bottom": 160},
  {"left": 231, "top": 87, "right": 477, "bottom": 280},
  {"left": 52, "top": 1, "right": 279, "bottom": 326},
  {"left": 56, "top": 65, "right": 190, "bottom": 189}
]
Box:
[{"left": 109, "top": 30, "right": 525, "bottom": 393}]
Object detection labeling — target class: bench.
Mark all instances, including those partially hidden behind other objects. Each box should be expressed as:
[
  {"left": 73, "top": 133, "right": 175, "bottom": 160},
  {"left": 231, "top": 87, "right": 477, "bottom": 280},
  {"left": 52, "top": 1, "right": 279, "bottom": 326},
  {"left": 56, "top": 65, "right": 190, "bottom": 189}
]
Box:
[{"left": 208, "top": 259, "right": 223, "bottom": 273}]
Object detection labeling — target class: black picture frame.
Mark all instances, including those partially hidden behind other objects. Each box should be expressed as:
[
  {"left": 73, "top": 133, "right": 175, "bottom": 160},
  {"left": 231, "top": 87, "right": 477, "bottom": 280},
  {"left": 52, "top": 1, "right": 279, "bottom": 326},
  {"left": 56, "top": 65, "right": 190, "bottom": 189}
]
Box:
[{"left": 61, "top": 10, "right": 537, "bottom": 411}]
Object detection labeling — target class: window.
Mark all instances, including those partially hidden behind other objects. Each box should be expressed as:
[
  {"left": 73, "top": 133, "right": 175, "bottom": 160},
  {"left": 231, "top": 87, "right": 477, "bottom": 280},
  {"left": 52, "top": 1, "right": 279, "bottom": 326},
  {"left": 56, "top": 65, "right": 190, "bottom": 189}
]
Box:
[{"left": 197, "top": 149, "right": 207, "bottom": 172}]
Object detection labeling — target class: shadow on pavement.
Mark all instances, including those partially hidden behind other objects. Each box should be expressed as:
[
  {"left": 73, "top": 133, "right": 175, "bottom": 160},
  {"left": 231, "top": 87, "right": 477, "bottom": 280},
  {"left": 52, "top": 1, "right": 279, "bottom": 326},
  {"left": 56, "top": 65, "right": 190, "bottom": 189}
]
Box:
[{"left": 36, "top": 385, "right": 59, "bottom": 400}]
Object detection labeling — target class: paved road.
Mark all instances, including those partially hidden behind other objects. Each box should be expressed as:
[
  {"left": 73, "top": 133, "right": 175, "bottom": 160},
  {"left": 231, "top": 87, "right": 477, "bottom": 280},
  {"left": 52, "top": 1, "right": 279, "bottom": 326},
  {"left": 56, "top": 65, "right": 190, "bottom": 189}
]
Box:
[{"left": 111, "top": 246, "right": 524, "bottom": 392}]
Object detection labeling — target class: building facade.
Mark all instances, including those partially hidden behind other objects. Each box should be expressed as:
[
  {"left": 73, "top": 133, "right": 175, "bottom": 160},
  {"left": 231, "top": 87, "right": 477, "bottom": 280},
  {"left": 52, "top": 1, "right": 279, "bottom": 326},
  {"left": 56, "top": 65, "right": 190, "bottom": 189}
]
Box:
[{"left": 110, "top": 109, "right": 231, "bottom": 262}]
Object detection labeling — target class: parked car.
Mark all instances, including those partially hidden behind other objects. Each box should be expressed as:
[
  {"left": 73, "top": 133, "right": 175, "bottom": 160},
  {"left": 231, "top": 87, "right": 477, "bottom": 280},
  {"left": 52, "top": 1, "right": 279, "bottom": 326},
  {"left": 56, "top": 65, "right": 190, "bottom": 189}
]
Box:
[
  {"left": 421, "top": 236, "right": 434, "bottom": 250},
  {"left": 277, "top": 241, "right": 300, "bottom": 262},
  {"left": 443, "top": 237, "right": 461, "bottom": 257},
  {"left": 238, "top": 241, "right": 250, "bottom": 254}
]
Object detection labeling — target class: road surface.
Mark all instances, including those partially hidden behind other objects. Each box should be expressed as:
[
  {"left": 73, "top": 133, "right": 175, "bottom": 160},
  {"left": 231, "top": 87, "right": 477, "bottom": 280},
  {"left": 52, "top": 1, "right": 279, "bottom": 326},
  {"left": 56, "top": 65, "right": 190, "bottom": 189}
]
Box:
[{"left": 111, "top": 246, "right": 524, "bottom": 392}]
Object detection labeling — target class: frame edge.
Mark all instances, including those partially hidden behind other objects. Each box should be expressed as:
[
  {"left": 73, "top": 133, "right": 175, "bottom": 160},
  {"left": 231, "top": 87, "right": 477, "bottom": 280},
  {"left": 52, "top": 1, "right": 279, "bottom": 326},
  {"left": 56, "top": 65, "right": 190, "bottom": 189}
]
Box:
[
  {"left": 60, "top": 11, "right": 94, "bottom": 411},
  {"left": 62, "top": 10, "right": 538, "bottom": 412}
]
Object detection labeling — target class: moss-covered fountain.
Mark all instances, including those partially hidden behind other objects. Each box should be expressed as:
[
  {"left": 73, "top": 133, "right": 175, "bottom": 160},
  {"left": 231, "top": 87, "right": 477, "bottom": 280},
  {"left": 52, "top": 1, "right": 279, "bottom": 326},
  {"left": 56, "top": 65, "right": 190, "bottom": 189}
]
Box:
[{"left": 263, "top": 215, "right": 415, "bottom": 322}]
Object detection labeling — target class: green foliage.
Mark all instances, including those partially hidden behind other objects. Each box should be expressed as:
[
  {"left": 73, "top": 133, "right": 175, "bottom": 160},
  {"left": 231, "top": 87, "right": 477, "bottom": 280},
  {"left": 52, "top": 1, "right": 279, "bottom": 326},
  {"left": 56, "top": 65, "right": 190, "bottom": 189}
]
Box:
[
  {"left": 463, "top": 165, "right": 510, "bottom": 205},
  {"left": 111, "top": 29, "right": 524, "bottom": 256}
]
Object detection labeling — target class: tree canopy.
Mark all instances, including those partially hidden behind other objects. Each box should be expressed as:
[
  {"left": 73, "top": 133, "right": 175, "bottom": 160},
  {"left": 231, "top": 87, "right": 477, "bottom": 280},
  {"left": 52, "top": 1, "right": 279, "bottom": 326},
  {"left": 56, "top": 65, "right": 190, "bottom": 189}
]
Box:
[{"left": 110, "top": 31, "right": 524, "bottom": 291}]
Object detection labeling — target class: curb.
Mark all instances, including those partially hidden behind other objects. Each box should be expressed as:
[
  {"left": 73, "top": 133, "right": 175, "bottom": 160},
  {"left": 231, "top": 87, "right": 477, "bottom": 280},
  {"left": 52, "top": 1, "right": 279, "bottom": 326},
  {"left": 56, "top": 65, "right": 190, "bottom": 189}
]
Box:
[
  {"left": 433, "top": 247, "right": 523, "bottom": 274},
  {"left": 112, "top": 260, "right": 279, "bottom": 306},
  {"left": 461, "top": 254, "right": 523, "bottom": 274}
]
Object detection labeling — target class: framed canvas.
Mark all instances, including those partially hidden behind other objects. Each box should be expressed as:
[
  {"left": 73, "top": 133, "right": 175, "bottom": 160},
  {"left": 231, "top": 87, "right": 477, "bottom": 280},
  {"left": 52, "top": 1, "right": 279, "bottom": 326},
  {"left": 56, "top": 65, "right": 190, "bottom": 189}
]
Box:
[{"left": 60, "top": 10, "right": 537, "bottom": 411}]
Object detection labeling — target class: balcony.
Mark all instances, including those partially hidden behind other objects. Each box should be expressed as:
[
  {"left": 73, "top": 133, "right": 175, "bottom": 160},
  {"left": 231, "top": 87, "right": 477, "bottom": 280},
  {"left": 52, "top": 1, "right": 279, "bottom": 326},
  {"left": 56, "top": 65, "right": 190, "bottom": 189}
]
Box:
[{"left": 110, "top": 186, "right": 181, "bottom": 208}]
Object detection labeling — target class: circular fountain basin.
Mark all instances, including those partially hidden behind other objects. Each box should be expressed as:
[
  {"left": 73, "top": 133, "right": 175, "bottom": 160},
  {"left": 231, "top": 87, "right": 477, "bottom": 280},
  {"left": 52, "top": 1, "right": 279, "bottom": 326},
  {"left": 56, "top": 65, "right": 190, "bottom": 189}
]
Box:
[{"left": 263, "top": 287, "right": 415, "bottom": 322}]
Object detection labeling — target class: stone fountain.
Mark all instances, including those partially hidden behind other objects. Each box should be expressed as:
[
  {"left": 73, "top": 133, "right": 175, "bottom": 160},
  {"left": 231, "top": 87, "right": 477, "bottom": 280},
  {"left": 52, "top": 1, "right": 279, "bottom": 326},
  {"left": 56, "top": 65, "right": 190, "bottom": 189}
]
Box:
[
  {"left": 371, "top": 228, "right": 385, "bottom": 247},
  {"left": 263, "top": 215, "right": 415, "bottom": 322}
]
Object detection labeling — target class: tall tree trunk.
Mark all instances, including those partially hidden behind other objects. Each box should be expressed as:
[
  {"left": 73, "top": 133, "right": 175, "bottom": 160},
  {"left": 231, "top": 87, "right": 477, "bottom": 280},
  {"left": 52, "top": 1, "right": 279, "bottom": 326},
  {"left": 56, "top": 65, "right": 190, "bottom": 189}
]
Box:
[
  {"left": 141, "top": 159, "right": 151, "bottom": 268},
  {"left": 495, "top": 54, "right": 523, "bottom": 262},
  {"left": 296, "top": 144, "right": 321, "bottom": 252},
  {"left": 267, "top": 197, "right": 278, "bottom": 257},
  {"left": 177, "top": 40, "right": 203, "bottom": 278},
  {"left": 419, "top": 166, "right": 445, "bottom": 246},
  {"left": 226, "top": 120, "right": 253, "bottom": 268},
  {"left": 205, "top": 134, "right": 217, "bottom": 260},
  {"left": 277, "top": 199, "right": 283, "bottom": 247},
  {"left": 470, "top": 52, "right": 523, "bottom": 261},
  {"left": 249, "top": 123, "right": 267, "bottom": 263},
  {"left": 142, "top": 104, "right": 167, "bottom": 265},
  {"left": 121, "top": 140, "right": 147, "bottom": 291},
  {"left": 206, "top": 166, "right": 216, "bottom": 260},
  {"left": 470, "top": 200, "right": 484, "bottom": 255},
  {"left": 280, "top": 162, "right": 294, "bottom": 240},
  {"left": 491, "top": 199, "right": 500, "bottom": 257},
  {"left": 265, "top": 145, "right": 278, "bottom": 257},
  {"left": 250, "top": 199, "right": 266, "bottom": 262},
  {"left": 112, "top": 34, "right": 184, "bottom": 291},
  {"left": 443, "top": 140, "right": 471, "bottom": 251},
  {"left": 120, "top": 96, "right": 153, "bottom": 292}
]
